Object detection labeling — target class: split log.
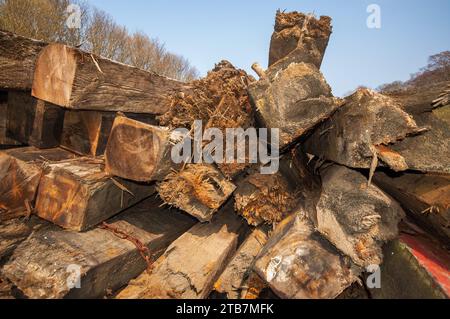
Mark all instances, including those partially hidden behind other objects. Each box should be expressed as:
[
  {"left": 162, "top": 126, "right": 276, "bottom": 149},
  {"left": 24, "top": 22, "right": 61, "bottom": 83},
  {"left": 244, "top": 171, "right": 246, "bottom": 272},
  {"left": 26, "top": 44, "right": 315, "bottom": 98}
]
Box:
[
  {"left": 2, "top": 198, "right": 196, "bottom": 299},
  {"left": 248, "top": 62, "right": 342, "bottom": 149},
  {"left": 371, "top": 232, "right": 450, "bottom": 299},
  {"left": 32, "top": 43, "right": 190, "bottom": 114},
  {"left": 303, "top": 88, "right": 424, "bottom": 171},
  {"left": 157, "top": 164, "right": 236, "bottom": 222},
  {"left": 35, "top": 157, "right": 155, "bottom": 231},
  {"left": 7, "top": 91, "right": 65, "bottom": 148},
  {"left": 105, "top": 115, "right": 188, "bottom": 182},
  {"left": 254, "top": 213, "right": 360, "bottom": 299},
  {"left": 116, "top": 204, "right": 248, "bottom": 299},
  {"left": 314, "top": 165, "right": 404, "bottom": 267},
  {"left": 0, "top": 91, "right": 21, "bottom": 146},
  {"left": 0, "top": 30, "right": 46, "bottom": 90},
  {"left": 213, "top": 228, "right": 269, "bottom": 299},
  {"left": 269, "top": 11, "right": 332, "bottom": 69},
  {"left": 374, "top": 171, "right": 450, "bottom": 245},
  {"left": 390, "top": 111, "right": 450, "bottom": 174},
  {"left": 0, "top": 147, "right": 76, "bottom": 217},
  {"left": 0, "top": 217, "right": 45, "bottom": 262}
]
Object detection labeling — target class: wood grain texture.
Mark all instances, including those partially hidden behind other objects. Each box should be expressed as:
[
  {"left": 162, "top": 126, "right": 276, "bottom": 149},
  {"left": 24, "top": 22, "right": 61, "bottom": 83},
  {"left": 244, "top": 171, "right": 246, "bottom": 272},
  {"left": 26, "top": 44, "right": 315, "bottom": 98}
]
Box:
[
  {"left": 7, "top": 91, "right": 65, "bottom": 148},
  {"left": 374, "top": 171, "right": 450, "bottom": 246},
  {"left": 2, "top": 198, "right": 196, "bottom": 299},
  {"left": 117, "top": 204, "right": 248, "bottom": 299},
  {"left": 32, "top": 43, "right": 190, "bottom": 114},
  {"left": 0, "top": 91, "right": 21, "bottom": 146},
  {"left": 254, "top": 213, "right": 360, "bottom": 299},
  {"left": 0, "top": 147, "right": 76, "bottom": 216},
  {"left": 105, "top": 115, "right": 187, "bottom": 182},
  {"left": 213, "top": 228, "right": 268, "bottom": 299},
  {"left": 35, "top": 157, "right": 155, "bottom": 231},
  {"left": 0, "top": 30, "right": 46, "bottom": 90}
]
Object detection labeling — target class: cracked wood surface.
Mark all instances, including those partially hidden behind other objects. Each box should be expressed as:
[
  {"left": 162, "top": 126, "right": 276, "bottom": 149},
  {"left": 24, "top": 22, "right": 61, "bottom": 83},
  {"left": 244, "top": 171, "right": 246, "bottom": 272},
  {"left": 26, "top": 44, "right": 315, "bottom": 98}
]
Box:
[
  {"left": 2, "top": 198, "right": 196, "bottom": 299},
  {"left": 116, "top": 204, "right": 248, "bottom": 299}
]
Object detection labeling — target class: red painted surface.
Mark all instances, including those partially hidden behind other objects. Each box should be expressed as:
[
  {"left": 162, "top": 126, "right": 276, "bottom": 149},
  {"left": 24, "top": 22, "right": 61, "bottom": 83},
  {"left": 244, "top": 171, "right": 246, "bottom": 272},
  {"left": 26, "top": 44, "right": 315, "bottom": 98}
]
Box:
[{"left": 400, "top": 234, "right": 450, "bottom": 297}]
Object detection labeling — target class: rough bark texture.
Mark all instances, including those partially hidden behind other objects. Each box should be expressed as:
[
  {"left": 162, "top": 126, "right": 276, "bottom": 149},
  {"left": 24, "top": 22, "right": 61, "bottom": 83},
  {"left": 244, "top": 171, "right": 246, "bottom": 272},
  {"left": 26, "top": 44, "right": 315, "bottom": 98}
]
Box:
[
  {"left": 0, "top": 30, "right": 46, "bottom": 90},
  {"left": 35, "top": 157, "right": 155, "bottom": 231},
  {"left": 2, "top": 198, "right": 196, "bottom": 299},
  {"left": 254, "top": 213, "right": 360, "bottom": 299},
  {"left": 314, "top": 165, "right": 404, "bottom": 267},
  {"left": 0, "top": 217, "right": 44, "bottom": 261},
  {"left": 374, "top": 171, "right": 450, "bottom": 246},
  {"left": 0, "top": 147, "right": 76, "bottom": 217},
  {"left": 303, "top": 88, "right": 424, "bottom": 171},
  {"left": 116, "top": 204, "right": 247, "bottom": 299},
  {"left": 269, "top": 11, "right": 332, "bottom": 69},
  {"left": 105, "top": 115, "right": 188, "bottom": 182},
  {"left": 158, "top": 60, "right": 254, "bottom": 129},
  {"left": 157, "top": 164, "right": 236, "bottom": 222},
  {"left": 7, "top": 91, "right": 65, "bottom": 148},
  {"left": 32, "top": 43, "right": 190, "bottom": 114},
  {"left": 248, "top": 62, "right": 341, "bottom": 149},
  {"left": 214, "top": 228, "right": 268, "bottom": 299},
  {"left": 0, "top": 91, "right": 21, "bottom": 146}
]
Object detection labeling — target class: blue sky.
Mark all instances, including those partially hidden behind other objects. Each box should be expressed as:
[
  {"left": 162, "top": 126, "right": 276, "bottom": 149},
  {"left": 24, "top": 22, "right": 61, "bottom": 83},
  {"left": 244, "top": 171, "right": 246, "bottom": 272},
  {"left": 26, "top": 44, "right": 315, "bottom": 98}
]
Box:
[{"left": 88, "top": 0, "right": 450, "bottom": 96}]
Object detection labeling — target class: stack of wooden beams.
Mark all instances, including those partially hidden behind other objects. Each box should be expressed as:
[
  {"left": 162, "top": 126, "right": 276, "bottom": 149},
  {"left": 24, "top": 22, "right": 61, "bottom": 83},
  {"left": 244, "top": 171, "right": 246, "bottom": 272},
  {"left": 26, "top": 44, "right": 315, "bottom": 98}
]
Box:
[{"left": 0, "top": 9, "right": 449, "bottom": 300}]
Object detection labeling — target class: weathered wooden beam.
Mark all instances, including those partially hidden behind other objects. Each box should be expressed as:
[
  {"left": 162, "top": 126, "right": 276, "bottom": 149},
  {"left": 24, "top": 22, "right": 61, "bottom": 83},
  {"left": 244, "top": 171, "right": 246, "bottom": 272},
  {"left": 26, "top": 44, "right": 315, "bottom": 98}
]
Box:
[
  {"left": 32, "top": 43, "right": 190, "bottom": 114},
  {"left": 303, "top": 88, "right": 424, "bottom": 172},
  {"left": 248, "top": 62, "right": 341, "bottom": 149},
  {"left": 314, "top": 165, "right": 404, "bottom": 268},
  {"left": 116, "top": 204, "right": 248, "bottom": 299},
  {"left": 35, "top": 157, "right": 155, "bottom": 231},
  {"left": 374, "top": 171, "right": 450, "bottom": 246},
  {"left": 0, "top": 91, "right": 21, "bottom": 146},
  {"left": 157, "top": 164, "right": 236, "bottom": 222},
  {"left": 2, "top": 198, "right": 196, "bottom": 299},
  {"left": 105, "top": 115, "right": 188, "bottom": 182},
  {"left": 0, "top": 147, "right": 76, "bottom": 217},
  {"left": 7, "top": 91, "right": 65, "bottom": 148},
  {"left": 0, "top": 30, "right": 46, "bottom": 90},
  {"left": 269, "top": 11, "right": 332, "bottom": 69},
  {"left": 213, "top": 228, "right": 269, "bottom": 299},
  {"left": 254, "top": 213, "right": 360, "bottom": 299}
]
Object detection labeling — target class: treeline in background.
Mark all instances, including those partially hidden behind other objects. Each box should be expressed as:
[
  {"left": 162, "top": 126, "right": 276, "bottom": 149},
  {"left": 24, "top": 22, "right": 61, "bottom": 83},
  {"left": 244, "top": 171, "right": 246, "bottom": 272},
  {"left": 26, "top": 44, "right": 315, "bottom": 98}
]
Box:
[{"left": 0, "top": 0, "right": 199, "bottom": 81}]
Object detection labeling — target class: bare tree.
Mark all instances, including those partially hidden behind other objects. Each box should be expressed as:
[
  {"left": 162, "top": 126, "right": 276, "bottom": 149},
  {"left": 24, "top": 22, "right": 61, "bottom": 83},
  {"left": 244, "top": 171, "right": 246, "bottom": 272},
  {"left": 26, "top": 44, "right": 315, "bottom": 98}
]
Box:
[{"left": 0, "top": 0, "right": 198, "bottom": 81}]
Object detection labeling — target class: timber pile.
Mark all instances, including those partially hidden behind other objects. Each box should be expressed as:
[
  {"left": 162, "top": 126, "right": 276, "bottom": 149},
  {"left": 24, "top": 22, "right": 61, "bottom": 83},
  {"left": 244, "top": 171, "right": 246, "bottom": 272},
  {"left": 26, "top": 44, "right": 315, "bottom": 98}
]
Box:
[{"left": 0, "top": 10, "right": 449, "bottom": 300}]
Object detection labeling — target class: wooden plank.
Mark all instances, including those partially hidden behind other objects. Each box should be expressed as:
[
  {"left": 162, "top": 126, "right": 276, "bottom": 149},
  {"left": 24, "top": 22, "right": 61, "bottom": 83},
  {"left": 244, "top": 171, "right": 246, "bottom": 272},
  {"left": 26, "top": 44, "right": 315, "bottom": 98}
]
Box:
[
  {"left": 105, "top": 115, "right": 188, "bottom": 182},
  {"left": 116, "top": 204, "right": 248, "bottom": 299},
  {"left": 314, "top": 165, "right": 404, "bottom": 268},
  {"left": 254, "top": 213, "right": 360, "bottom": 299},
  {"left": 0, "top": 30, "right": 46, "bottom": 90},
  {"left": 7, "top": 91, "right": 65, "bottom": 148},
  {"left": 269, "top": 11, "right": 332, "bottom": 69},
  {"left": 0, "top": 216, "right": 45, "bottom": 261},
  {"left": 374, "top": 171, "right": 450, "bottom": 246},
  {"left": 35, "top": 157, "right": 155, "bottom": 231},
  {"left": 2, "top": 198, "right": 196, "bottom": 299},
  {"left": 213, "top": 228, "right": 269, "bottom": 299},
  {"left": 32, "top": 43, "right": 190, "bottom": 114},
  {"left": 157, "top": 164, "right": 236, "bottom": 222},
  {"left": 0, "top": 91, "right": 21, "bottom": 146},
  {"left": 0, "top": 147, "right": 76, "bottom": 217}
]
